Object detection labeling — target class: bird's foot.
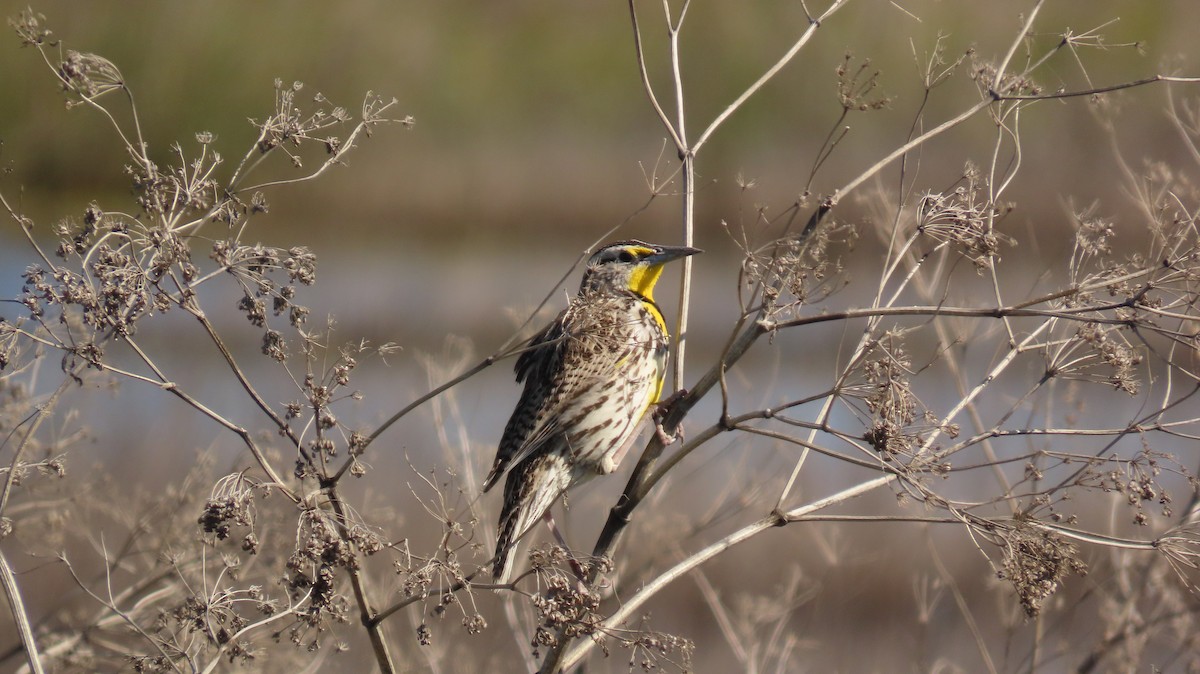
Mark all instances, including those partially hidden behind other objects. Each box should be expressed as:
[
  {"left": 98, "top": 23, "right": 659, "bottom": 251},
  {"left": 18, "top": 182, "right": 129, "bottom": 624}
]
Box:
[
  {"left": 655, "top": 420, "right": 682, "bottom": 446},
  {"left": 656, "top": 387, "right": 688, "bottom": 414},
  {"left": 653, "top": 388, "right": 687, "bottom": 446}
]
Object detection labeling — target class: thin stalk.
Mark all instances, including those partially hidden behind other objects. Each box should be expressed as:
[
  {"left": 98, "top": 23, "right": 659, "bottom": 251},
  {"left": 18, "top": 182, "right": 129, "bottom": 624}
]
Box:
[
  {"left": 327, "top": 486, "right": 395, "bottom": 673},
  {"left": 0, "top": 378, "right": 72, "bottom": 518},
  {"left": 0, "top": 550, "right": 44, "bottom": 674},
  {"left": 558, "top": 476, "right": 896, "bottom": 670},
  {"left": 674, "top": 153, "right": 695, "bottom": 391}
]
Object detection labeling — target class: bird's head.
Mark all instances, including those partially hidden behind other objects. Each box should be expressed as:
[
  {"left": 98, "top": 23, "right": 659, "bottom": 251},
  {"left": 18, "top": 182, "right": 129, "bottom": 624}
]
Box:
[{"left": 579, "top": 240, "right": 702, "bottom": 301}]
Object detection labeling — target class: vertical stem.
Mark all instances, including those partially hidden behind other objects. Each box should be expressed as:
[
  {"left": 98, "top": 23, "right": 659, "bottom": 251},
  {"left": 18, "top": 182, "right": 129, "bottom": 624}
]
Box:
[
  {"left": 326, "top": 487, "right": 395, "bottom": 673},
  {"left": 674, "top": 152, "right": 695, "bottom": 391},
  {"left": 0, "top": 550, "right": 45, "bottom": 674},
  {"left": 666, "top": 0, "right": 694, "bottom": 392}
]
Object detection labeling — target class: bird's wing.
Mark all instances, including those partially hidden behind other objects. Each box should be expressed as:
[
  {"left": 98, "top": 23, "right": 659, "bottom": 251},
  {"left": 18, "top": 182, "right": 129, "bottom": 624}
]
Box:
[
  {"left": 483, "top": 311, "right": 572, "bottom": 491},
  {"left": 487, "top": 298, "right": 643, "bottom": 486}
]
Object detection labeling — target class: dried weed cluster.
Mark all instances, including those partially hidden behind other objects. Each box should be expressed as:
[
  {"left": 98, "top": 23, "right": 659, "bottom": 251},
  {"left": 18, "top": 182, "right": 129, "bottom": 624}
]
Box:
[
  {"left": 3, "top": 4, "right": 1200, "bottom": 674},
  {"left": 0, "top": 9, "right": 427, "bottom": 672}
]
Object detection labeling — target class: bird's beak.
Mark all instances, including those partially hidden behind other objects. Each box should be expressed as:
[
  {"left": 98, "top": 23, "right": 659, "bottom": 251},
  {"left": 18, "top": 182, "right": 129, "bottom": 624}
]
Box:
[{"left": 648, "top": 245, "right": 703, "bottom": 265}]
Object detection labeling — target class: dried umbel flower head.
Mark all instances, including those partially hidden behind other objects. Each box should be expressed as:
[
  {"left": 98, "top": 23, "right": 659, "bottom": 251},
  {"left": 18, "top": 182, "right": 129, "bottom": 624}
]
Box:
[
  {"left": 835, "top": 53, "right": 893, "bottom": 112},
  {"left": 741, "top": 221, "right": 855, "bottom": 319},
  {"left": 198, "top": 473, "right": 263, "bottom": 549},
  {"left": 1047, "top": 322, "right": 1144, "bottom": 396},
  {"left": 917, "top": 163, "right": 1014, "bottom": 272},
  {"left": 8, "top": 8, "right": 52, "bottom": 46},
  {"left": 997, "top": 523, "right": 1088, "bottom": 618},
  {"left": 1072, "top": 207, "right": 1116, "bottom": 257},
  {"left": 58, "top": 50, "right": 125, "bottom": 101},
  {"left": 846, "top": 329, "right": 941, "bottom": 460},
  {"left": 972, "top": 57, "right": 1043, "bottom": 97}
]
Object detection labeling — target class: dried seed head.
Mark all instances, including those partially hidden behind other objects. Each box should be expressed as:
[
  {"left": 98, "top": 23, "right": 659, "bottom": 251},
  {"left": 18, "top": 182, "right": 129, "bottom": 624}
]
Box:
[{"left": 999, "top": 524, "right": 1087, "bottom": 618}]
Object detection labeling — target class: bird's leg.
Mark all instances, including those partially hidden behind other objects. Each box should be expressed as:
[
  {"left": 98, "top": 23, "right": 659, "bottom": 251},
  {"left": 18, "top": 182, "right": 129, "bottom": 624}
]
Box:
[
  {"left": 602, "top": 428, "right": 641, "bottom": 474},
  {"left": 542, "top": 511, "right": 588, "bottom": 583},
  {"left": 653, "top": 388, "right": 688, "bottom": 446}
]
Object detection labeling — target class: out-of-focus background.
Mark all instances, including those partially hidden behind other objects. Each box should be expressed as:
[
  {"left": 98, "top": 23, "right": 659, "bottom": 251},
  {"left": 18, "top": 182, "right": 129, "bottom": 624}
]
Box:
[
  {"left": 2, "top": 2, "right": 1200, "bottom": 672},
  {"left": 2, "top": 2, "right": 1198, "bottom": 350}
]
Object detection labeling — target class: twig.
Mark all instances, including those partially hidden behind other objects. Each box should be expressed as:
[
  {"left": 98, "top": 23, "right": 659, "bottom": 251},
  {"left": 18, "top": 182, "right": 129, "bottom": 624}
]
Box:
[
  {"left": 558, "top": 476, "right": 896, "bottom": 670},
  {"left": 121, "top": 336, "right": 298, "bottom": 502},
  {"left": 0, "top": 550, "right": 44, "bottom": 674},
  {"left": 326, "top": 485, "right": 396, "bottom": 673},
  {"left": 927, "top": 533, "right": 999, "bottom": 674},
  {"left": 0, "top": 378, "right": 72, "bottom": 519},
  {"left": 691, "top": 0, "right": 856, "bottom": 154}
]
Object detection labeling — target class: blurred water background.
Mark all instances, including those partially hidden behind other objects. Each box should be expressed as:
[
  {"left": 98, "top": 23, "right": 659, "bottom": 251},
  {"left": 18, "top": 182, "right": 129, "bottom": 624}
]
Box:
[{"left": 2, "top": 2, "right": 1200, "bottom": 671}]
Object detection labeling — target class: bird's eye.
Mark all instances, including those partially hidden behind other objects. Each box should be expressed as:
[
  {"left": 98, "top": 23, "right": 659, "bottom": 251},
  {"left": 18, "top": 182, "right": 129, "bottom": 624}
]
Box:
[{"left": 618, "top": 250, "right": 635, "bottom": 263}]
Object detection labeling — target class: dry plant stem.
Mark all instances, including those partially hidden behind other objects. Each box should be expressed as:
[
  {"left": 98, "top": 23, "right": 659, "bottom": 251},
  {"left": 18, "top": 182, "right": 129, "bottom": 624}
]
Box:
[
  {"left": 1072, "top": 609, "right": 1200, "bottom": 674},
  {"left": 1002, "top": 74, "right": 1200, "bottom": 101},
  {"left": 766, "top": 297, "right": 1147, "bottom": 330},
  {"left": 832, "top": 99, "right": 992, "bottom": 211},
  {"left": 326, "top": 485, "right": 396, "bottom": 674},
  {"left": 367, "top": 355, "right": 497, "bottom": 449},
  {"left": 815, "top": 1, "right": 1052, "bottom": 224},
  {"left": 732, "top": 424, "right": 880, "bottom": 471},
  {"left": 674, "top": 155, "right": 695, "bottom": 391},
  {"left": 1168, "top": 86, "right": 1200, "bottom": 166},
  {"left": 0, "top": 377, "right": 71, "bottom": 518},
  {"left": 168, "top": 300, "right": 304, "bottom": 485},
  {"left": 59, "top": 554, "right": 184, "bottom": 672},
  {"left": 557, "top": 476, "right": 896, "bottom": 671},
  {"left": 578, "top": 5, "right": 1137, "bottom": 607},
  {"left": 640, "top": 401, "right": 875, "bottom": 499},
  {"left": 1030, "top": 614, "right": 1044, "bottom": 674},
  {"left": 689, "top": 564, "right": 750, "bottom": 665},
  {"left": 994, "top": 0, "right": 1044, "bottom": 85},
  {"left": 362, "top": 333, "right": 557, "bottom": 459},
  {"left": 927, "top": 534, "right": 999, "bottom": 674},
  {"left": 562, "top": 301, "right": 1058, "bottom": 670},
  {"left": 0, "top": 550, "right": 44, "bottom": 674},
  {"left": 501, "top": 592, "right": 538, "bottom": 673},
  {"left": 627, "top": 0, "right": 683, "bottom": 150},
  {"left": 4, "top": 198, "right": 55, "bottom": 270},
  {"left": 369, "top": 575, "right": 478, "bottom": 628},
  {"left": 1037, "top": 384, "right": 1200, "bottom": 500},
  {"left": 773, "top": 305, "right": 888, "bottom": 506},
  {"left": 906, "top": 251, "right": 1016, "bottom": 501},
  {"left": 690, "top": 0, "right": 855, "bottom": 154},
  {"left": 121, "top": 335, "right": 297, "bottom": 500},
  {"left": 198, "top": 590, "right": 311, "bottom": 674},
  {"left": 187, "top": 307, "right": 301, "bottom": 447},
  {"left": 827, "top": 78, "right": 1194, "bottom": 231},
  {"left": 760, "top": 237, "right": 938, "bottom": 505},
  {"left": 663, "top": 1, "right": 696, "bottom": 391},
  {"left": 236, "top": 103, "right": 394, "bottom": 193},
  {"left": 629, "top": 0, "right": 854, "bottom": 390},
  {"left": 919, "top": 322, "right": 1051, "bottom": 461},
  {"left": 8, "top": 563, "right": 189, "bottom": 668}
]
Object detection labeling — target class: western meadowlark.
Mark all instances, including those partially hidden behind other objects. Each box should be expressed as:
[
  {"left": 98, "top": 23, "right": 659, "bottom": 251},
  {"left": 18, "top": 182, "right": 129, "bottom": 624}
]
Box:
[{"left": 484, "top": 239, "right": 701, "bottom": 582}]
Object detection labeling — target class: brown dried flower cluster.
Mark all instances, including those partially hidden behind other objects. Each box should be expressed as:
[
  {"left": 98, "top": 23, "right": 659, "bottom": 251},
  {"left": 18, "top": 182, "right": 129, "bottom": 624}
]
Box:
[
  {"left": 743, "top": 221, "right": 855, "bottom": 320},
  {"left": 998, "top": 523, "right": 1088, "bottom": 618},
  {"left": 917, "top": 163, "right": 1014, "bottom": 272}
]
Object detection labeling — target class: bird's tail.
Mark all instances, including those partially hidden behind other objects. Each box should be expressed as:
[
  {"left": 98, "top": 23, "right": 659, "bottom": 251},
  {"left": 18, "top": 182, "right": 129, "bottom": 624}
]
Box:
[{"left": 493, "top": 453, "right": 573, "bottom": 582}]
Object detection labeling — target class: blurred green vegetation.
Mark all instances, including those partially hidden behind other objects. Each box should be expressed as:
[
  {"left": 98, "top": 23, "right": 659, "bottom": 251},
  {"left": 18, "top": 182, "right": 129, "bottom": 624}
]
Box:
[
  {"left": 1, "top": 6, "right": 1199, "bottom": 670},
  {"left": 1, "top": 1, "right": 1198, "bottom": 253}
]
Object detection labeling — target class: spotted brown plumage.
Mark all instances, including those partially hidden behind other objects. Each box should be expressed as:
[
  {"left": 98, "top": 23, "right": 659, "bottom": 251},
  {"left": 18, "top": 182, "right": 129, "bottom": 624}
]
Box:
[{"left": 485, "top": 240, "right": 701, "bottom": 582}]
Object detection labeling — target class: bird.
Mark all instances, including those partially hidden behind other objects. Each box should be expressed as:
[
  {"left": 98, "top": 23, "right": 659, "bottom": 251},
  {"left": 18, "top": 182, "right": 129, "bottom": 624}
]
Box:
[{"left": 483, "top": 239, "right": 701, "bottom": 582}]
